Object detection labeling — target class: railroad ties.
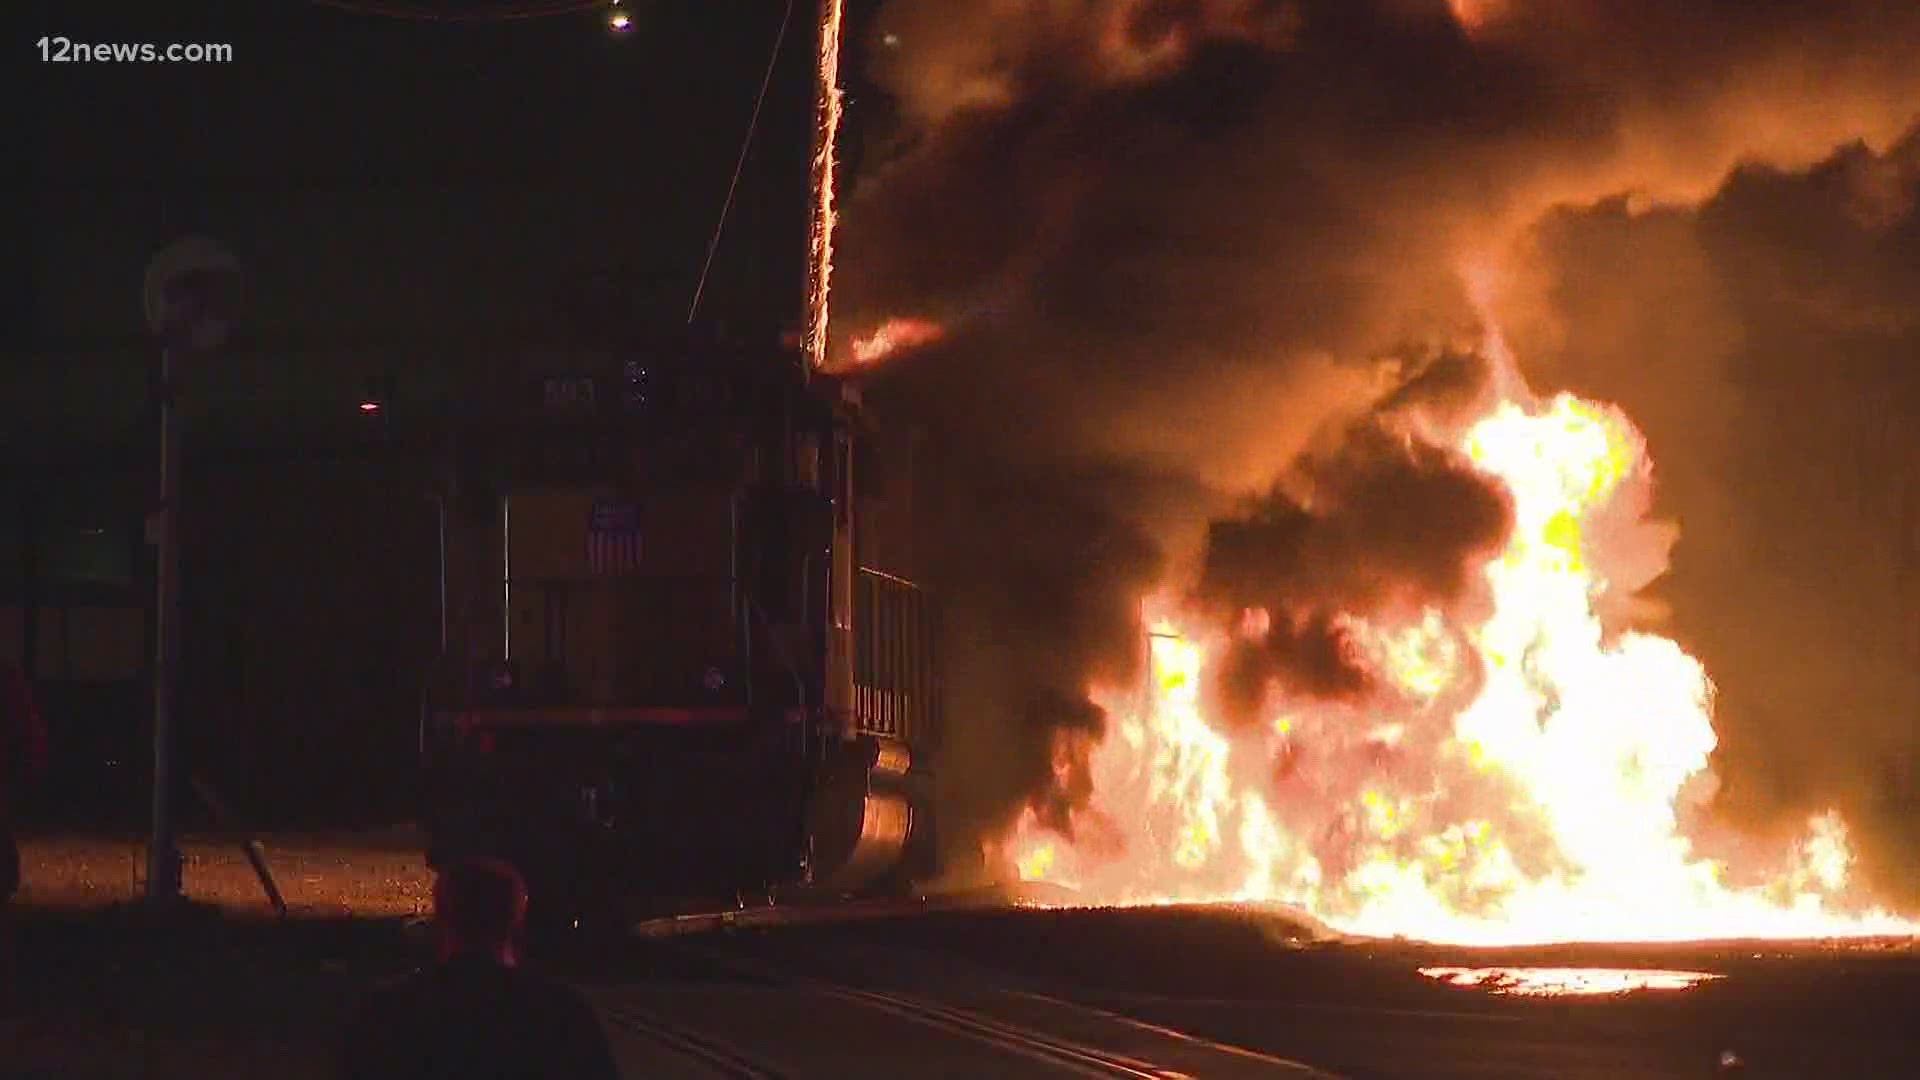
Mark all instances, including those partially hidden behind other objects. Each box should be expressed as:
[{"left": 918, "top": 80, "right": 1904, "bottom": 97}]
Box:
[{"left": 578, "top": 934, "right": 1341, "bottom": 1079}]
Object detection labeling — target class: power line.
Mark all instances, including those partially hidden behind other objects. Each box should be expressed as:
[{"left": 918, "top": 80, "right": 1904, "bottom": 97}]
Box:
[
  {"left": 686, "top": 0, "right": 797, "bottom": 326},
  {"left": 307, "top": 0, "right": 792, "bottom": 331}
]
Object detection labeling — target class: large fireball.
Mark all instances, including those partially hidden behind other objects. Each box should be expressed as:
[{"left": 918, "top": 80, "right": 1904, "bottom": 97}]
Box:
[{"left": 1005, "top": 345, "right": 1916, "bottom": 945}]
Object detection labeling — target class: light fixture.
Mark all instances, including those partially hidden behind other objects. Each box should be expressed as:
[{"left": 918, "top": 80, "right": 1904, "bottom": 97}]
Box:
[{"left": 607, "top": 2, "right": 630, "bottom": 32}]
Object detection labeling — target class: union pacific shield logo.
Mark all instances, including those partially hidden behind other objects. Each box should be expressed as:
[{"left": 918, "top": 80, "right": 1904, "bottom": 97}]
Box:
[{"left": 587, "top": 499, "right": 642, "bottom": 576}]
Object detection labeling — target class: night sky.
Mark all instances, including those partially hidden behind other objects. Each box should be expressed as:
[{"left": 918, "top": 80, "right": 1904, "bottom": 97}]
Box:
[{"left": 13, "top": 0, "right": 845, "bottom": 449}]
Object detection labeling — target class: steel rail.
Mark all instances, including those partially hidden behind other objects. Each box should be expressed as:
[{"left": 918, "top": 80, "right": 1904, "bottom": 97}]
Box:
[
  {"left": 1004, "top": 990, "right": 1346, "bottom": 1077},
  {"left": 598, "top": 1001, "right": 793, "bottom": 1080},
  {"left": 818, "top": 982, "right": 1175, "bottom": 1079},
  {"left": 666, "top": 942, "right": 1215, "bottom": 1079}
]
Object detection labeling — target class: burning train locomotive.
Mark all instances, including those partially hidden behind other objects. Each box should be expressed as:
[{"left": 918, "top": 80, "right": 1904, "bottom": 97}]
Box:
[{"left": 419, "top": 339, "right": 941, "bottom": 921}]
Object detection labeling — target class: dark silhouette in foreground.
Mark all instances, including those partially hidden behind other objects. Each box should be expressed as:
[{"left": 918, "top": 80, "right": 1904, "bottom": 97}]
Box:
[{"left": 341, "top": 857, "right": 621, "bottom": 1080}]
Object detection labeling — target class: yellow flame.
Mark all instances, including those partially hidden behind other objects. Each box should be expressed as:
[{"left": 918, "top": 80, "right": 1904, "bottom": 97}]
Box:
[
  {"left": 1017, "top": 842, "right": 1056, "bottom": 881},
  {"left": 1145, "top": 628, "right": 1233, "bottom": 871},
  {"left": 1345, "top": 609, "right": 1461, "bottom": 702},
  {"left": 1009, "top": 346, "right": 1918, "bottom": 945}
]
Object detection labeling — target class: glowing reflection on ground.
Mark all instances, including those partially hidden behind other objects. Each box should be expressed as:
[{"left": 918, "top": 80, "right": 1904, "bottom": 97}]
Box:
[{"left": 1418, "top": 966, "right": 1723, "bottom": 996}]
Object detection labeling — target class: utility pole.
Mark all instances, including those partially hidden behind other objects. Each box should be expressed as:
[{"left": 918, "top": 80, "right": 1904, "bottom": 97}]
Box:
[
  {"left": 149, "top": 339, "right": 183, "bottom": 901},
  {"left": 141, "top": 236, "right": 240, "bottom": 906}
]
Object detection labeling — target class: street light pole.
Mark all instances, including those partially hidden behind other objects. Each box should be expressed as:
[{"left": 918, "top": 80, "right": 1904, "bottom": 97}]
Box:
[
  {"left": 147, "top": 342, "right": 183, "bottom": 903},
  {"left": 141, "top": 235, "right": 239, "bottom": 908}
]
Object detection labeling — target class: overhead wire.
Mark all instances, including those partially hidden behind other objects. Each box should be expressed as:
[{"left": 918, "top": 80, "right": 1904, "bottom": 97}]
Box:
[
  {"left": 686, "top": 0, "right": 797, "bottom": 326},
  {"left": 308, "top": 0, "right": 801, "bottom": 332}
]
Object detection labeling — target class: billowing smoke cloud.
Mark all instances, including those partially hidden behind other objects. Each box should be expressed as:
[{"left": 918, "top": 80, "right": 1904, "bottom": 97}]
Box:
[
  {"left": 907, "top": 456, "right": 1203, "bottom": 842},
  {"left": 1196, "top": 354, "right": 1512, "bottom": 715},
  {"left": 834, "top": 0, "right": 1920, "bottom": 874}
]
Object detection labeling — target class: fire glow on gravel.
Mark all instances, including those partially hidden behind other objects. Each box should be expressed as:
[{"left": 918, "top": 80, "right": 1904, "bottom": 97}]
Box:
[{"left": 1005, "top": 338, "right": 1919, "bottom": 946}]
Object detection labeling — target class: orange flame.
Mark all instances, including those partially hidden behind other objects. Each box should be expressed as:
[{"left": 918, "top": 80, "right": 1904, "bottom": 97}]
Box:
[
  {"left": 1009, "top": 344, "right": 1918, "bottom": 945},
  {"left": 845, "top": 317, "right": 946, "bottom": 368},
  {"left": 1446, "top": 0, "right": 1510, "bottom": 34},
  {"left": 804, "top": 0, "right": 845, "bottom": 371}
]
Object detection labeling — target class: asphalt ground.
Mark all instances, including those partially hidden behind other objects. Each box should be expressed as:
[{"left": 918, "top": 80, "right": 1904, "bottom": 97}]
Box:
[{"left": 7, "top": 834, "right": 1920, "bottom": 1078}]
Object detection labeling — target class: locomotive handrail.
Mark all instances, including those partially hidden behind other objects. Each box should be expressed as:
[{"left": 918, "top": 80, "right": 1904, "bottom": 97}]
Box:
[
  {"left": 851, "top": 568, "right": 941, "bottom": 745},
  {"left": 855, "top": 565, "right": 924, "bottom": 590}
]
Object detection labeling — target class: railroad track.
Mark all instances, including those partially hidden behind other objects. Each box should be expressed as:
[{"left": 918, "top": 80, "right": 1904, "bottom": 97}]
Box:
[
  {"left": 775, "top": 975, "right": 1183, "bottom": 1078},
  {"left": 1003, "top": 990, "right": 1353, "bottom": 1073},
  {"left": 607, "top": 940, "right": 1341, "bottom": 1079},
  {"left": 597, "top": 1000, "right": 793, "bottom": 1080}
]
